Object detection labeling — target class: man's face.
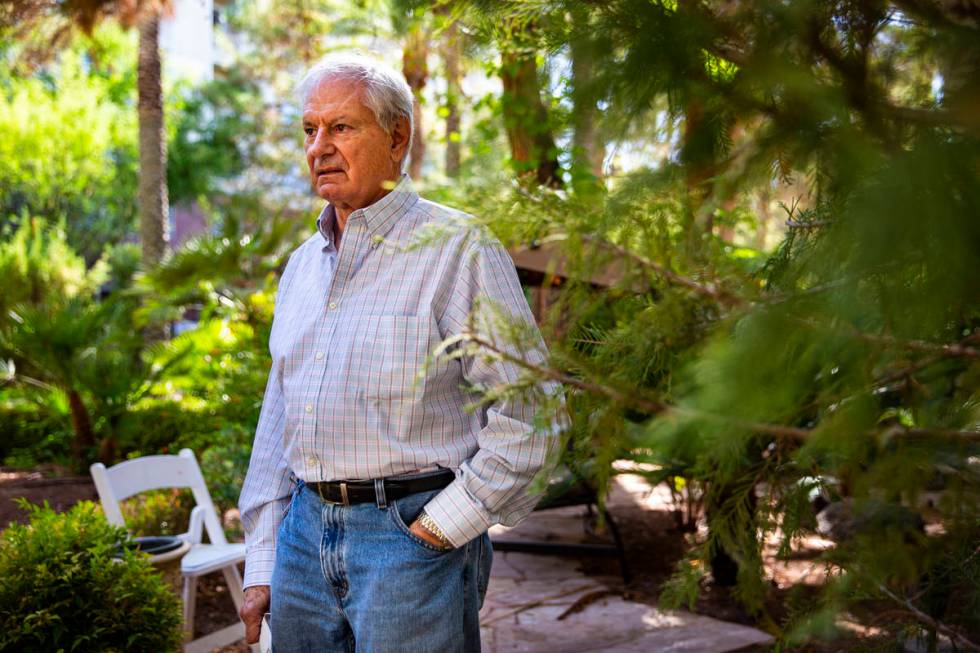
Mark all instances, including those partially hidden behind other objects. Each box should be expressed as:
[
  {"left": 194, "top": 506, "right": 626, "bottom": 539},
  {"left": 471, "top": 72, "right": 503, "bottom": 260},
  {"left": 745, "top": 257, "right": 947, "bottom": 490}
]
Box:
[{"left": 302, "top": 77, "right": 409, "bottom": 215}]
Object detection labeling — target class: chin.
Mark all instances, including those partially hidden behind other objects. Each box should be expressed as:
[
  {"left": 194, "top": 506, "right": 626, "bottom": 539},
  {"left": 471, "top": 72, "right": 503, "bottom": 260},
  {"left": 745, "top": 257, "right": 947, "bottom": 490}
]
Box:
[{"left": 315, "top": 184, "right": 343, "bottom": 202}]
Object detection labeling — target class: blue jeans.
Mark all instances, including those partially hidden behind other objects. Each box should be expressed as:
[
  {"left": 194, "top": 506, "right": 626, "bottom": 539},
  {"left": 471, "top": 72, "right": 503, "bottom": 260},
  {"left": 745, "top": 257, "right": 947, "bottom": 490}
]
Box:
[{"left": 270, "top": 478, "right": 493, "bottom": 652}]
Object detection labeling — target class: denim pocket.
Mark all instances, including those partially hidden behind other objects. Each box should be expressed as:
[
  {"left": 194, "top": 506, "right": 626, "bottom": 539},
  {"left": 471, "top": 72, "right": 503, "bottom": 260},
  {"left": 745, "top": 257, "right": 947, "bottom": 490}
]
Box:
[{"left": 388, "top": 490, "right": 454, "bottom": 556}]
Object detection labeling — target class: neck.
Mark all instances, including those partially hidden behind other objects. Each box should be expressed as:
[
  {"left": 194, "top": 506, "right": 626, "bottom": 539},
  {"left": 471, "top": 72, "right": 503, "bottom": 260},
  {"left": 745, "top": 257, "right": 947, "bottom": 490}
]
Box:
[{"left": 333, "top": 172, "right": 401, "bottom": 234}]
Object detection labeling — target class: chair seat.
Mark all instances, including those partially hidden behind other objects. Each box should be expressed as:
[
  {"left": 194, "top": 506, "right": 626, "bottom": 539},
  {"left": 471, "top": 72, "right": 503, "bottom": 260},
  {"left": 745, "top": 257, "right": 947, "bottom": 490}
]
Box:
[{"left": 181, "top": 542, "right": 246, "bottom": 576}]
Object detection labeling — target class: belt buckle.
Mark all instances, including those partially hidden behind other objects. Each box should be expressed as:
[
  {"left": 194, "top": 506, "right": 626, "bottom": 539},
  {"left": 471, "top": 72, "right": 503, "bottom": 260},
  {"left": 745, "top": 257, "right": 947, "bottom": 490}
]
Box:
[{"left": 318, "top": 481, "right": 350, "bottom": 506}]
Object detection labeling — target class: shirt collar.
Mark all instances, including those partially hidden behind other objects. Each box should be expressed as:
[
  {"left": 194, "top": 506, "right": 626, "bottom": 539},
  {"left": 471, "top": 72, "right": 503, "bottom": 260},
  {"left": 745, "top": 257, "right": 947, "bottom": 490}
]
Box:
[
  {"left": 315, "top": 174, "right": 419, "bottom": 251},
  {"left": 315, "top": 204, "right": 339, "bottom": 253}
]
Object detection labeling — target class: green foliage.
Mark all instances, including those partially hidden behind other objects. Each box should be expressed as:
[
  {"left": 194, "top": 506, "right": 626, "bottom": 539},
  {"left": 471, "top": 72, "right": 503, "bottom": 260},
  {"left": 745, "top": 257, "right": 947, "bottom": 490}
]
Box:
[
  {"left": 451, "top": 0, "right": 980, "bottom": 645},
  {"left": 0, "top": 217, "right": 108, "bottom": 325},
  {"left": 0, "top": 215, "right": 191, "bottom": 469},
  {"left": 0, "top": 25, "right": 139, "bottom": 262},
  {"left": 0, "top": 400, "right": 73, "bottom": 468},
  {"left": 195, "top": 423, "right": 255, "bottom": 532},
  {"left": 2, "top": 0, "right": 978, "bottom": 647},
  {"left": 0, "top": 500, "right": 183, "bottom": 652},
  {"left": 168, "top": 70, "right": 265, "bottom": 204},
  {"left": 121, "top": 489, "right": 194, "bottom": 538}
]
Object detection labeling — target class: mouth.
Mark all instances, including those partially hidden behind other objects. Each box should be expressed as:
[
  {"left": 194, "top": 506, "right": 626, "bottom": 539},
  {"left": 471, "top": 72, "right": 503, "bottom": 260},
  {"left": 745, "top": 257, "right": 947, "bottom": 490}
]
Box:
[{"left": 316, "top": 167, "right": 345, "bottom": 177}]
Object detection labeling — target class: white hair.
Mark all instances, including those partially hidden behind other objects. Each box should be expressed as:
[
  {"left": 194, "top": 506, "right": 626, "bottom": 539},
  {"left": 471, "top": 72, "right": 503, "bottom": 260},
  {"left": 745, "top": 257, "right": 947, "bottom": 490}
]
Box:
[{"left": 296, "top": 52, "right": 415, "bottom": 173}]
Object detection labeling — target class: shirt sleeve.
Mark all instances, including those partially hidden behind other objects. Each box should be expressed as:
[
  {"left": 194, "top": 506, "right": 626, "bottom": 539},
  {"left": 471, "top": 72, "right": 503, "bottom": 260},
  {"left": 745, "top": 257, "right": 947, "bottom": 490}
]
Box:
[
  {"left": 238, "top": 272, "right": 296, "bottom": 589},
  {"left": 422, "top": 235, "right": 562, "bottom": 547}
]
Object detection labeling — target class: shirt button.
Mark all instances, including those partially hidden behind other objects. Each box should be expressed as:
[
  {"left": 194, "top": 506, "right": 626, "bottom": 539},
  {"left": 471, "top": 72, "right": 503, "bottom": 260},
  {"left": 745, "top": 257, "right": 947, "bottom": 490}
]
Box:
[
  {"left": 328, "top": 301, "right": 337, "bottom": 310},
  {"left": 308, "top": 457, "right": 317, "bottom": 467},
  {"left": 315, "top": 351, "right": 324, "bottom": 360},
  {"left": 305, "top": 404, "right": 313, "bottom": 413}
]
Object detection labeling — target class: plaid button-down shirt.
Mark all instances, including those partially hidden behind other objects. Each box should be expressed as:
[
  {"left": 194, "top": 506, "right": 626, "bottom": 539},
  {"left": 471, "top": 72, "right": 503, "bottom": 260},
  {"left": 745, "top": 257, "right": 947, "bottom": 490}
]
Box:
[{"left": 238, "top": 175, "right": 558, "bottom": 588}]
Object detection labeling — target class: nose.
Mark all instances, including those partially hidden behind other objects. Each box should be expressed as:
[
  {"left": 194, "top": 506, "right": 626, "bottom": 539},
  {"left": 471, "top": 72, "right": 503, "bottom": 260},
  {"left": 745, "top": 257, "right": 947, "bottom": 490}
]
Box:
[{"left": 307, "top": 126, "right": 335, "bottom": 160}]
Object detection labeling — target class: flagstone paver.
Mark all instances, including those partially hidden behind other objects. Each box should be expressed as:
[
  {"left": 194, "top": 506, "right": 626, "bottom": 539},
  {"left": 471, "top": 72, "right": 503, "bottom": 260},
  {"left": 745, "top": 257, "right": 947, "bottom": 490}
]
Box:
[{"left": 478, "top": 474, "right": 774, "bottom": 653}]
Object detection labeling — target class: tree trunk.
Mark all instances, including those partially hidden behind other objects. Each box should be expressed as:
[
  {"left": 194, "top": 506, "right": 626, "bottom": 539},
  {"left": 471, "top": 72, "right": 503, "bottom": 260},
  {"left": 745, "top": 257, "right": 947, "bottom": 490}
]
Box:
[
  {"left": 441, "top": 19, "right": 462, "bottom": 178},
  {"left": 403, "top": 25, "right": 428, "bottom": 179},
  {"left": 499, "top": 49, "right": 561, "bottom": 187},
  {"left": 99, "top": 436, "right": 118, "bottom": 467},
  {"left": 138, "top": 12, "right": 168, "bottom": 267},
  {"left": 67, "top": 389, "right": 96, "bottom": 463},
  {"left": 570, "top": 35, "right": 604, "bottom": 181},
  {"left": 755, "top": 186, "right": 771, "bottom": 251}
]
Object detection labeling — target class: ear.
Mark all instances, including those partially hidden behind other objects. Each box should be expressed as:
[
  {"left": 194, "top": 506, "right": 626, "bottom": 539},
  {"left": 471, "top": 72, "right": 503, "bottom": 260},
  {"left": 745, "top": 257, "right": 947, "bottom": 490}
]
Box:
[{"left": 389, "top": 115, "right": 411, "bottom": 164}]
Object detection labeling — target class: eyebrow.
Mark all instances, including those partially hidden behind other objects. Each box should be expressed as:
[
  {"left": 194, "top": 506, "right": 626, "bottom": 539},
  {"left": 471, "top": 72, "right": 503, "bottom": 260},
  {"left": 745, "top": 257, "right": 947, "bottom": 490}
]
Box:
[{"left": 302, "top": 114, "right": 356, "bottom": 127}]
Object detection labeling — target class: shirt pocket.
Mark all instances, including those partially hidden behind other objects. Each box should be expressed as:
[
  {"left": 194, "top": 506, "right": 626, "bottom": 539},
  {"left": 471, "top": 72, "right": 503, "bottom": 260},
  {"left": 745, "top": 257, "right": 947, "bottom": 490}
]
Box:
[{"left": 354, "top": 314, "right": 432, "bottom": 401}]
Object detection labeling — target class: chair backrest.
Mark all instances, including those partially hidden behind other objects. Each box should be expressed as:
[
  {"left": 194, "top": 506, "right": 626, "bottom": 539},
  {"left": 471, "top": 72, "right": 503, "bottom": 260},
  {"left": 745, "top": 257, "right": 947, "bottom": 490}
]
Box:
[{"left": 90, "top": 448, "right": 228, "bottom": 546}]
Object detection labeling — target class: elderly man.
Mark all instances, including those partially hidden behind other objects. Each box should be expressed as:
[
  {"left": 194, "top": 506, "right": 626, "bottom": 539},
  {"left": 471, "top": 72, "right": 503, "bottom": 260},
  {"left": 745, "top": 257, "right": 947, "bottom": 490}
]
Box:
[{"left": 238, "top": 53, "right": 558, "bottom": 651}]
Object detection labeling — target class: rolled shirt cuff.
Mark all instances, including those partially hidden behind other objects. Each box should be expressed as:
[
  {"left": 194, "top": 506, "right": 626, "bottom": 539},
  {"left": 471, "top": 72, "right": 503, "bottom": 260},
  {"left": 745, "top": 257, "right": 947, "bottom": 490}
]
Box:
[
  {"left": 421, "top": 479, "right": 494, "bottom": 548},
  {"left": 243, "top": 546, "right": 277, "bottom": 589}
]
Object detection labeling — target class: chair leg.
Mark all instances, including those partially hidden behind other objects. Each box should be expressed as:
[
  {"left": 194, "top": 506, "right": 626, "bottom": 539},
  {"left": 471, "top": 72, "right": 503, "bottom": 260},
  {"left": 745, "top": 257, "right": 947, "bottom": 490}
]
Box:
[{"left": 182, "top": 575, "right": 198, "bottom": 642}]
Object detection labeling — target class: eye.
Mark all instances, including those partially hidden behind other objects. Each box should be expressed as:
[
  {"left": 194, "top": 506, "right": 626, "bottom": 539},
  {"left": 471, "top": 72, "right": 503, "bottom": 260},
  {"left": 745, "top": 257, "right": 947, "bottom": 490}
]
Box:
[
  {"left": 333, "top": 124, "right": 350, "bottom": 133},
  {"left": 303, "top": 126, "right": 316, "bottom": 137}
]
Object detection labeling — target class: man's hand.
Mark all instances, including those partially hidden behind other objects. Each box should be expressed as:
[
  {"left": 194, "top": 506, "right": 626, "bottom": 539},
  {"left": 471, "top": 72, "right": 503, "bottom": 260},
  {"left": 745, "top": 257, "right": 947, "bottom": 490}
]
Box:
[
  {"left": 410, "top": 518, "right": 453, "bottom": 550},
  {"left": 240, "top": 585, "right": 270, "bottom": 645}
]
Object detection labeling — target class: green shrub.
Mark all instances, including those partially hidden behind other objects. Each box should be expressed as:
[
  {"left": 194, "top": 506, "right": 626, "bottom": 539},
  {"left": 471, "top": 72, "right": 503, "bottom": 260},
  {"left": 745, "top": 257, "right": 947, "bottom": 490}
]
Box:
[
  {"left": 0, "top": 401, "right": 73, "bottom": 467},
  {"left": 120, "top": 489, "right": 194, "bottom": 539},
  {"left": 113, "top": 401, "right": 221, "bottom": 459},
  {"left": 0, "top": 500, "right": 183, "bottom": 652},
  {"left": 0, "top": 26, "right": 139, "bottom": 263},
  {"left": 196, "top": 423, "right": 253, "bottom": 539}
]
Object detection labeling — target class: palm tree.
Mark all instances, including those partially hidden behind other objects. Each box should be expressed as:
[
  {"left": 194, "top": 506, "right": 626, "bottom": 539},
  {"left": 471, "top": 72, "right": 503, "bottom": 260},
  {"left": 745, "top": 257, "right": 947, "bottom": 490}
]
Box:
[{"left": 137, "top": 8, "right": 168, "bottom": 266}]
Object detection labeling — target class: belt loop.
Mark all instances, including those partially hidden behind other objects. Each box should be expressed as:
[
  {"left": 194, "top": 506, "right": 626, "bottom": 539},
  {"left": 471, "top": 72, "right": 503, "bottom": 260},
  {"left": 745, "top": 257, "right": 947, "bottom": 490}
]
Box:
[{"left": 374, "top": 478, "right": 387, "bottom": 509}]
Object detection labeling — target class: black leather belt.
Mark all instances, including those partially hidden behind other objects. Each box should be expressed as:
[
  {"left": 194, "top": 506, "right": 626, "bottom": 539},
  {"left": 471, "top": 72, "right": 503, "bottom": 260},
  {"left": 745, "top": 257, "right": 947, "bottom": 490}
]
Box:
[{"left": 307, "top": 469, "right": 455, "bottom": 506}]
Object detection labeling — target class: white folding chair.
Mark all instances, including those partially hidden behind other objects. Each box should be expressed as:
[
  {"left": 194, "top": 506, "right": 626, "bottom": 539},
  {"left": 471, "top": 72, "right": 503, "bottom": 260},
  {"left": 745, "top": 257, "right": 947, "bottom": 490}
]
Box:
[{"left": 90, "top": 448, "right": 255, "bottom": 653}]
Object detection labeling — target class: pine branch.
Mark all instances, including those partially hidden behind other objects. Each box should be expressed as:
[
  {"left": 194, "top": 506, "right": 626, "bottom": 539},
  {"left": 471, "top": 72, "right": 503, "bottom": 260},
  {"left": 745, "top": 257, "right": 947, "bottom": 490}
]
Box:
[
  {"left": 877, "top": 583, "right": 980, "bottom": 652},
  {"left": 785, "top": 218, "right": 832, "bottom": 229},
  {"left": 792, "top": 318, "right": 980, "bottom": 380},
  {"left": 871, "top": 330, "right": 980, "bottom": 389},
  {"left": 459, "top": 332, "right": 980, "bottom": 444},
  {"left": 461, "top": 331, "right": 668, "bottom": 415},
  {"left": 840, "top": 325, "right": 980, "bottom": 358},
  {"left": 586, "top": 237, "right": 743, "bottom": 307}
]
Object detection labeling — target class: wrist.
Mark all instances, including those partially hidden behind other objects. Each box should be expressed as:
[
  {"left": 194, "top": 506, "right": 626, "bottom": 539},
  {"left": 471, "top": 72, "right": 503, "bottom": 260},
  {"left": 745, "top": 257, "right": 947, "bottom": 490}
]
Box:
[{"left": 415, "top": 510, "right": 453, "bottom": 549}]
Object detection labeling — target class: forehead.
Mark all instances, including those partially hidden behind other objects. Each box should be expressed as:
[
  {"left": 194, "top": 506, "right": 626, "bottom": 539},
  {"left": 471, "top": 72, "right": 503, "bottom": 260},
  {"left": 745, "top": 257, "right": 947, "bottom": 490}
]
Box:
[{"left": 302, "top": 77, "right": 375, "bottom": 123}]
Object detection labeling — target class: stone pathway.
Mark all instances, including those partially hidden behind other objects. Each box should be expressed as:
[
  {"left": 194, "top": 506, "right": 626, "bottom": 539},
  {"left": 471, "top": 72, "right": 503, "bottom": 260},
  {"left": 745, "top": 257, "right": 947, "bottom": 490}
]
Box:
[{"left": 479, "top": 474, "right": 774, "bottom": 653}]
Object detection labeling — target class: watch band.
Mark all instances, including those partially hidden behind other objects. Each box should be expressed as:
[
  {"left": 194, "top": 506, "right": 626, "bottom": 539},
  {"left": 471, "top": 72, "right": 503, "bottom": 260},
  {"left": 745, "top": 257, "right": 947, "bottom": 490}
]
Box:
[{"left": 417, "top": 510, "right": 453, "bottom": 549}]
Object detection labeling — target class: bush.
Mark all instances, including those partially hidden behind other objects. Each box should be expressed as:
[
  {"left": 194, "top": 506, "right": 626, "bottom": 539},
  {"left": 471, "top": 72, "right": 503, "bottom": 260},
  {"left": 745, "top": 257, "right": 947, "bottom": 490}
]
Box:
[
  {"left": 0, "top": 401, "right": 73, "bottom": 467},
  {"left": 195, "top": 423, "right": 253, "bottom": 539},
  {"left": 0, "top": 501, "right": 183, "bottom": 652},
  {"left": 121, "top": 489, "right": 194, "bottom": 539},
  {"left": 113, "top": 401, "right": 221, "bottom": 459}
]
